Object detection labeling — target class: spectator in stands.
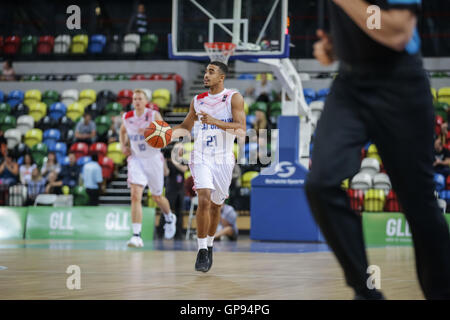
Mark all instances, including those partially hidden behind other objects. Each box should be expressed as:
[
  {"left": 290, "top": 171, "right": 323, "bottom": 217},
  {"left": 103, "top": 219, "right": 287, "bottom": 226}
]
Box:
[
  {"left": 434, "top": 138, "right": 450, "bottom": 177},
  {"left": 214, "top": 204, "right": 239, "bottom": 241},
  {"left": 107, "top": 122, "right": 119, "bottom": 144},
  {"left": 1, "top": 59, "right": 15, "bottom": 81},
  {"left": 60, "top": 152, "right": 80, "bottom": 188},
  {"left": 439, "top": 122, "right": 448, "bottom": 146},
  {"left": 246, "top": 73, "right": 274, "bottom": 103},
  {"left": 81, "top": 153, "right": 103, "bottom": 205},
  {"left": 127, "top": 3, "right": 149, "bottom": 35},
  {"left": 75, "top": 113, "right": 97, "bottom": 145},
  {"left": 0, "top": 131, "right": 7, "bottom": 161},
  {"left": 20, "top": 154, "right": 37, "bottom": 184},
  {"left": 158, "top": 143, "right": 187, "bottom": 239},
  {"left": 40, "top": 152, "right": 61, "bottom": 178},
  {"left": 0, "top": 152, "right": 19, "bottom": 186},
  {"left": 26, "top": 167, "right": 46, "bottom": 205},
  {"left": 45, "top": 171, "right": 63, "bottom": 194}
]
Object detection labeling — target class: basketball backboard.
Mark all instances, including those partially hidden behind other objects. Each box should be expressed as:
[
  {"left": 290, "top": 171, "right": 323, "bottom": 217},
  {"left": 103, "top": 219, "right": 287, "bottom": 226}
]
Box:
[{"left": 169, "top": 0, "right": 289, "bottom": 61}]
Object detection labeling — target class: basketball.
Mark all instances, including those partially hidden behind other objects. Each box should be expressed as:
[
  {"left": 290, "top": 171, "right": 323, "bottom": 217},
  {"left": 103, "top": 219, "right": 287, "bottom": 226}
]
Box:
[{"left": 144, "top": 120, "right": 172, "bottom": 148}]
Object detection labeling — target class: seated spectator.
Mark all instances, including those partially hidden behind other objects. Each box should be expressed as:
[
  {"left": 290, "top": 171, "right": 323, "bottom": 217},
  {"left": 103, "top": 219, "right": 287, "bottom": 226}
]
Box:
[
  {"left": 1, "top": 60, "right": 15, "bottom": 81},
  {"left": 439, "top": 122, "right": 449, "bottom": 146},
  {"left": 41, "top": 152, "right": 61, "bottom": 178},
  {"left": 60, "top": 152, "right": 80, "bottom": 188},
  {"left": 214, "top": 204, "right": 239, "bottom": 241},
  {"left": 75, "top": 113, "right": 96, "bottom": 144},
  {"left": 45, "top": 171, "right": 63, "bottom": 194},
  {"left": 245, "top": 73, "right": 273, "bottom": 103},
  {"left": 20, "top": 154, "right": 37, "bottom": 184},
  {"left": 434, "top": 138, "right": 450, "bottom": 177},
  {"left": 26, "top": 167, "right": 46, "bottom": 205},
  {"left": 107, "top": 123, "right": 119, "bottom": 144},
  {"left": 0, "top": 153, "right": 19, "bottom": 186},
  {"left": 81, "top": 153, "right": 103, "bottom": 205}
]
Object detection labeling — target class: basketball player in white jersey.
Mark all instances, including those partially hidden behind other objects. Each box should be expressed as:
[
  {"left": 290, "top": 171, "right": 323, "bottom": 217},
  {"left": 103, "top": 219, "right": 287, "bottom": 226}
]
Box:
[
  {"left": 173, "top": 61, "right": 246, "bottom": 272},
  {"left": 120, "top": 89, "right": 177, "bottom": 247}
]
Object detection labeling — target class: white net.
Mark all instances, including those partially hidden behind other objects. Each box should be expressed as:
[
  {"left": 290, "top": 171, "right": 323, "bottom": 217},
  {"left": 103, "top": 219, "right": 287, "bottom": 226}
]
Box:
[{"left": 204, "top": 42, "right": 236, "bottom": 65}]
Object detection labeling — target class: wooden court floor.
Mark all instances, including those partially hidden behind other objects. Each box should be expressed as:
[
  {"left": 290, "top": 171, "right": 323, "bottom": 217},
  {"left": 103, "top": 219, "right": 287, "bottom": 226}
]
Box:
[{"left": 0, "top": 239, "right": 423, "bottom": 300}]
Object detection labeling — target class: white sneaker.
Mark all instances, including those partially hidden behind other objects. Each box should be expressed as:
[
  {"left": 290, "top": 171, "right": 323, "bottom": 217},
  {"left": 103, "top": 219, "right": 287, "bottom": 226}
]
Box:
[
  {"left": 127, "top": 236, "right": 144, "bottom": 248},
  {"left": 163, "top": 213, "right": 177, "bottom": 240}
]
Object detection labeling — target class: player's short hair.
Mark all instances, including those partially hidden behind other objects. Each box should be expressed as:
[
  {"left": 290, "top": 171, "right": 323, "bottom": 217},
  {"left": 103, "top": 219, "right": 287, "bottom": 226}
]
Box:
[
  {"left": 133, "top": 89, "right": 149, "bottom": 100},
  {"left": 209, "top": 61, "right": 228, "bottom": 76}
]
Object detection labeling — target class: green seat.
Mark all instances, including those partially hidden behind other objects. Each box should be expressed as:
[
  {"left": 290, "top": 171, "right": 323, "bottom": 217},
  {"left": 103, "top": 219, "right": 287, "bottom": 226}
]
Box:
[
  {"left": 434, "top": 102, "right": 449, "bottom": 121},
  {"left": 73, "top": 186, "right": 89, "bottom": 206},
  {"left": 105, "top": 102, "right": 122, "bottom": 117},
  {"left": 139, "top": 34, "right": 158, "bottom": 53},
  {"left": 42, "top": 90, "right": 60, "bottom": 106},
  {"left": 96, "top": 74, "right": 109, "bottom": 81},
  {"left": 31, "top": 143, "right": 48, "bottom": 167},
  {"left": 0, "top": 103, "right": 11, "bottom": 115},
  {"left": 114, "top": 74, "right": 130, "bottom": 81},
  {"left": 250, "top": 101, "right": 268, "bottom": 114},
  {"left": 0, "top": 115, "right": 16, "bottom": 132},
  {"left": 20, "top": 35, "right": 38, "bottom": 55},
  {"left": 95, "top": 115, "right": 112, "bottom": 136},
  {"left": 270, "top": 101, "right": 281, "bottom": 114}
]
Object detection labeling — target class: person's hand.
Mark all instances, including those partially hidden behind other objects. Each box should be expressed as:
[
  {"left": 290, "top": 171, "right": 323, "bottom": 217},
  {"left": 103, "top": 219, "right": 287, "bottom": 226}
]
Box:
[
  {"left": 313, "top": 29, "right": 335, "bottom": 66},
  {"left": 137, "top": 128, "right": 146, "bottom": 135},
  {"left": 197, "top": 112, "right": 218, "bottom": 126},
  {"left": 121, "top": 145, "right": 131, "bottom": 157}
]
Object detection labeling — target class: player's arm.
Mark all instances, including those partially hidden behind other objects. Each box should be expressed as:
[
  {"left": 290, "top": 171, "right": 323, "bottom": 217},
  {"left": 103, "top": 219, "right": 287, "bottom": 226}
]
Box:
[
  {"left": 332, "top": 0, "right": 417, "bottom": 52},
  {"left": 198, "top": 93, "right": 246, "bottom": 137},
  {"left": 154, "top": 111, "right": 163, "bottom": 121},
  {"left": 172, "top": 99, "right": 197, "bottom": 140},
  {"left": 119, "top": 124, "right": 131, "bottom": 156}
]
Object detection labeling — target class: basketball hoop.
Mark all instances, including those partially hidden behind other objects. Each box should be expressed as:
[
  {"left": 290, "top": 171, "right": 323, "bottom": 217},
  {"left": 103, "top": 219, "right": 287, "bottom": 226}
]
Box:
[{"left": 204, "top": 42, "right": 236, "bottom": 65}]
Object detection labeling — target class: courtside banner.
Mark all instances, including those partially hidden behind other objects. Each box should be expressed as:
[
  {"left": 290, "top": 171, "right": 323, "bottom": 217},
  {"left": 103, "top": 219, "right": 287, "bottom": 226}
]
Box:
[
  {"left": 363, "top": 212, "right": 450, "bottom": 246},
  {"left": 25, "top": 206, "right": 155, "bottom": 240},
  {"left": 0, "top": 207, "right": 28, "bottom": 240}
]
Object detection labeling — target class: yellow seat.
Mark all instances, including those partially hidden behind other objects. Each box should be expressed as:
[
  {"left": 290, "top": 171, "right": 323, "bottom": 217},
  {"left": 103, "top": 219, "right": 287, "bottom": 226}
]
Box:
[
  {"left": 62, "top": 185, "right": 70, "bottom": 195},
  {"left": 255, "top": 73, "right": 274, "bottom": 81},
  {"left": 24, "top": 128, "right": 43, "bottom": 148},
  {"left": 71, "top": 34, "right": 89, "bottom": 54},
  {"left": 364, "top": 189, "right": 386, "bottom": 212},
  {"left": 431, "top": 88, "right": 437, "bottom": 101},
  {"left": 241, "top": 171, "right": 259, "bottom": 189},
  {"left": 367, "top": 154, "right": 382, "bottom": 166},
  {"left": 67, "top": 102, "right": 85, "bottom": 122},
  {"left": 182, "top": 142, "right": 194, "bottom": 163},
  {"left": 29, "top": 102, "right": 47, "bottom": 122},
  {"left": 244, "top": 102, "right": 249, "bottom": 115},
  {"left": 438, "top": 87, "right": 450, "bottom": 105},
  {"left": 151, "top": 88, "right": 171, "bottom": 109},
  {"left": 147, "top": 188, "right": 165, "bottom": 207},
  {"left": 107, "top": 142, "right": 125, "bottom": 166},
  {"left": 184, "top": 170, "right": 191, "bottom": 180},
  {"left": 79, "top": 89, "right": 97, "bottom": 106},
  {"left": 341, "top": 178, "right": 349, "bottom": 190},
  {"left": 24, "top": 89, "right": 42, "bottom": 107}
]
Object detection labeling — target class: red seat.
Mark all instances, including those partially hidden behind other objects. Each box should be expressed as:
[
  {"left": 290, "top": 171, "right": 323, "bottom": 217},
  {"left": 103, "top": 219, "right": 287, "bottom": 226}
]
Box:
[
  {"left": 0, "top": 36, "right": 3, "bottom": 54},
  {"left": 446, "top": 176, "right": 450, "bottom": 190},
  {"left": 165, "top": 74, "right": 183, "bottom": 92},
  {"left": 347, "top": 189, "right": 364, "bottom": 213},
  {"left": 131, "top": 74, "right": 147, "bottom": 81},
  {"left": 145, "top": 102, "right": 159, "bottom": 112},
  {"left": 70, "top": 142, "right": 89, "bottom": 160},
  {"left": 149, "top": 74, "right": 163, "bottom": 80},
  {"left": 4, "top": 36, "right": 21, "bottom": 55},
  {"left": 99, "top": 156, "right": 114, "bottom": 180},
  {"left": 37, "top": 36, "right": 55, "bottom": 54},
  {"left": 89, "top": 142, "right": 107, "bottom": 158},
  {"left": 117, "top": 89, "right": 134, "bottom": 108},
  {"left": 384, "top": 190, "right": 403, "bottom": 212}
]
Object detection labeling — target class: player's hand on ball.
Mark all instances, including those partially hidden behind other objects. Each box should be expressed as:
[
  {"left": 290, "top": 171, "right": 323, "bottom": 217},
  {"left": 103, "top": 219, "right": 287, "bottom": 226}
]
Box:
[
  {"left": 314, "top": 29, "right": 335, "bottom": 66},
  {"left": 198, "top": 112, "right": 217, "bottom": 126}
]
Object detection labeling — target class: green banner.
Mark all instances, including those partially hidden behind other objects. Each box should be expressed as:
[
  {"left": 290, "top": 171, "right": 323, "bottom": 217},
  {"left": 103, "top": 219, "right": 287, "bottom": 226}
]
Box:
[
  {"left": 0, "top": 207, "right": 28, "bottom": 240},
  {"left": 25, "top": 206, "right": 155, "bottom": 240},
  {"left": 363, "top": 212, "right": 450, "bottom": 246}
]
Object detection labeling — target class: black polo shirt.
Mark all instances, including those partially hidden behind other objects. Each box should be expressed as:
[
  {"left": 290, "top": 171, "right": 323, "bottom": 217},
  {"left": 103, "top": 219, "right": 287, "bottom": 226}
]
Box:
[{"left": 328, "top": 0, "right": 422, "bottom": 66}]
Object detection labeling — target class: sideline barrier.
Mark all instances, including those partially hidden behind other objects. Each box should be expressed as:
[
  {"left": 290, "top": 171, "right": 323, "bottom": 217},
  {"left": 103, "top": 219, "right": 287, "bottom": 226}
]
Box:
[
  {"left": 363, "top": 212, "right": 450, "bottom": 246},
  {"left": 23, "top": 206, "right": 155, "bottom": 240},
  {"left": 0, "top": 207, "right": 28, "bottom": 240}
]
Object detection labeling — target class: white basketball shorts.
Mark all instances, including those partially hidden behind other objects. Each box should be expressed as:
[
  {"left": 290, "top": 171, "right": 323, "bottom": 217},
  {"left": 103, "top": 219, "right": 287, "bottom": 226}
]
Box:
[
  {"left": 127, "top": 154, "right": 164, "bottom": 196},
  {"left": 189, "top": 160, "right": 235, "bottom": 205}
]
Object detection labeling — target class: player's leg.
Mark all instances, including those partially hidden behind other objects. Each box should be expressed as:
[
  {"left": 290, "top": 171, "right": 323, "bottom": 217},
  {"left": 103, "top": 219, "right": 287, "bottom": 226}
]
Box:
[
  {"left": 367, "top": 73, "right": 450, "bottom": 299},
  {"left": 128, "top": 183, "right": 144, "bottom": 247},
  {"left": 304, "top": 74, "right": 378, "bottom": 299},
  {"left": 152, "top": 194, "right": 177, "bottom": 239}
]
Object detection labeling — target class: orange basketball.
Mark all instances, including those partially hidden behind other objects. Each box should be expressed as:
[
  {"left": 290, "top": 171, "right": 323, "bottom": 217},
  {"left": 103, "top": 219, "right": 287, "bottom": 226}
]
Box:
[{"left": 144, "top": 120, "right": 172, "bottom": 148}]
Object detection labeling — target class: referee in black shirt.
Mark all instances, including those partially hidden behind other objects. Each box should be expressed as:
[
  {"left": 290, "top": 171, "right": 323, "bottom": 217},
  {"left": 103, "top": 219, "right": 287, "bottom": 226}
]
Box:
[{"left": 306, "top": 0, "right": 450, "bottom": 299}]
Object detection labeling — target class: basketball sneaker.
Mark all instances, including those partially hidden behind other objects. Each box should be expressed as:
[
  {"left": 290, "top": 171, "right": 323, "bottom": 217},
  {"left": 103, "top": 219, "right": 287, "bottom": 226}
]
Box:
[
  {"left": 206, "top": 246, "right": 213, "bottom": 271},
  {"left": 163, "top": 213, "right": 177, "bottom": 240},
  {"left": 127, "top": 236, "right": 144, "bottom": 248},
  {"left": 195, "top": 249, "right": 210, "bottom": 272}
]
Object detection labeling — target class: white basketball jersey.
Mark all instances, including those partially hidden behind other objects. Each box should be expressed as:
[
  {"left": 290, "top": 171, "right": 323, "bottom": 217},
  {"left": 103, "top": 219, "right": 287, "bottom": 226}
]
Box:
[
  {"left": 192, "top": 88, "right": 237, "bottom": 164},
  {"left": 123, "top": 109, "right": 161, "bottom": 158}
]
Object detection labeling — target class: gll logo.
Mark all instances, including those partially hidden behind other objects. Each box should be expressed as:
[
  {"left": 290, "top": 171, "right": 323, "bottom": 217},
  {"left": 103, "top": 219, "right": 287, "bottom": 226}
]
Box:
[{"left": 275, "top": 161, "right": 296, "bottom": 178}]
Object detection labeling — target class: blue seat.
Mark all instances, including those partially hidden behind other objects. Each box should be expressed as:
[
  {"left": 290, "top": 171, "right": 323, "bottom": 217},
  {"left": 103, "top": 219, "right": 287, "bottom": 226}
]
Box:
[
  {"left": 7, "top": 90, "right": 25, "bottom": 108},
  {"left": 77, "top": 155, "right": 92, "bottom": 167},
  {"left": 49, "top": 141, "right": 67, "bottom": 164},
  {"left": 317, "top": 88, "right": 330, "bottom": 98},
  {"left": 0, "top": 91, "right": 4, "bottom": 102},
  {"left": 246, "top": 115, "right": 256, "bottom": 126},
  {"left": 434, "top": 173, "right": 445, "bottom": 192},
  {"left": 61, "top": 155, "right": 70, "bottom": 166},
  {"left": 303, "top": 88, "right": 316, "bottom": 104},
  {"left": 88, "top": 34, "right": 106, "bottom": 53},
  {"left": 49, "top": 102, "right": 67, "bottom": 120},
  {"left": 43, "top": 140, "right": 56, "bottom": 150},
  {"left": 439, "top": 190, "right": 450, "bottom": 200},
  {"left": 43, "top": 129, "right": 61, "bottom": 144},
  {"left": 17, "top": 156, "right": 24, "bottom": 166},
  {"left": 238, "top": 73, "right": 255, "bottom": 80}
]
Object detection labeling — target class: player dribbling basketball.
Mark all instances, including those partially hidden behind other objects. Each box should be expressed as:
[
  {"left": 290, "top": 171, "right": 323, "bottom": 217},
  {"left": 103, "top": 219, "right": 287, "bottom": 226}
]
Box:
[
  {"left": 120, "top": 89, "right": 177, "bottom": 247},
  {"left": 172, "top": 61, "right": 246, "bottom": 272}
]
